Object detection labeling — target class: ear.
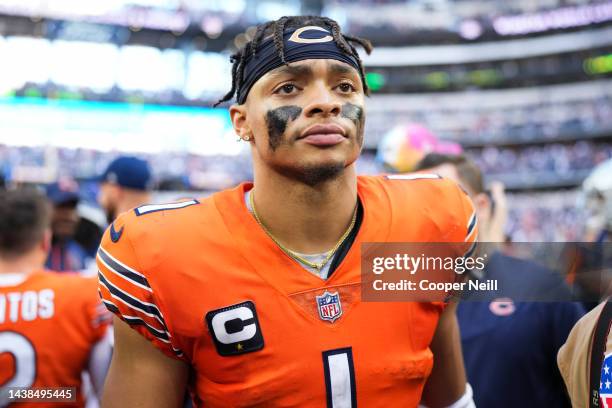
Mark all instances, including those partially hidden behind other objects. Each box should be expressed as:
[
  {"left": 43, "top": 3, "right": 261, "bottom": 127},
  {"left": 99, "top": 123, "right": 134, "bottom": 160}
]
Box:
[
  {"left": 41, "top": 228, "right": 52, "bottom": 253},
  {"left": 116, "top": 184, "right": 126, "bottom": 200},
  {"left": 229, "top": 104, "right": 252, "bottom": 140},
  {"left": 473, "top": 192, "right": 492, "bottom": 221},
  {"left": 109, "top": 183, "right": 121, "bottom": 200}
]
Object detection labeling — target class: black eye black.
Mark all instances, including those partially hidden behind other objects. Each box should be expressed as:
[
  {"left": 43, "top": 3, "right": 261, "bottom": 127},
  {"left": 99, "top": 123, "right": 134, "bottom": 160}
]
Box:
[{"left": 339, "top": 83, "right": 354, "bottom": 92}]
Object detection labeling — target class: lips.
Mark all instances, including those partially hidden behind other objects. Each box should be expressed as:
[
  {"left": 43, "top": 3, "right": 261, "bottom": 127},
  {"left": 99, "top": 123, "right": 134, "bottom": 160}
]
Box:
[{"left": 299, "top": 124, "right": 347, "bottom": 146}]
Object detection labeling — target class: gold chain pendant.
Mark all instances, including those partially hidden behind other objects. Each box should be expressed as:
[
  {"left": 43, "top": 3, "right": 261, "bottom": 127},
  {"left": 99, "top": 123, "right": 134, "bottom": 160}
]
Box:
[{"left": 249, "top": 190, "right": 357, "bottom": 270}]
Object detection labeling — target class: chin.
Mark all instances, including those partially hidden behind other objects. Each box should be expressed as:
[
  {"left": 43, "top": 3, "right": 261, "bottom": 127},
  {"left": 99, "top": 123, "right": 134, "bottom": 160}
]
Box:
[
  {"left": 302, "top": 152, "right": 352, "bottom": 170},
  {"left": 303, "top": 144, "right": 358, "bottom": 164},
  {"left": 271, "top": 158, "right": 346, "bottom": 186}
]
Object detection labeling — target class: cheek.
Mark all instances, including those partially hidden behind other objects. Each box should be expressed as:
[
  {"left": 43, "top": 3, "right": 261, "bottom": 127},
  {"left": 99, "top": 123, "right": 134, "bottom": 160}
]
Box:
[
  {"left": 245, "top": 103, "right": 271, "bottom": 140},
  {"left": 250, "top": 115, "right": 270, "bottom": 139}
]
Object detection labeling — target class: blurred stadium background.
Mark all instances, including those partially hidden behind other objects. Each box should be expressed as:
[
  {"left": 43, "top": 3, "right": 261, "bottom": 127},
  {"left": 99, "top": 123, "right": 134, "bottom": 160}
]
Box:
[{"left": 0, "top": 0, "right": 611, "bottom": 242}]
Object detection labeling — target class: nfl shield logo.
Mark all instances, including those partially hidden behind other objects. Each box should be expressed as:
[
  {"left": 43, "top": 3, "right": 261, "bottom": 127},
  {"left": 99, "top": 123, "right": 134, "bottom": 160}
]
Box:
[
  {"left": 601, "top": 353, "right": 612, "bottom": 408},
  {"left": 316, "top": 291, "right": 342, "bottom": 323}
]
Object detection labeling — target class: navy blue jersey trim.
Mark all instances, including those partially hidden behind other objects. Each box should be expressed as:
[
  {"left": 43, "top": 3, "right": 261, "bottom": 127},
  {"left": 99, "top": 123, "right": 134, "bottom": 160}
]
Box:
[
  {"left": 97, "top": 248, "right": 150, "bottom": 289},
  {"left": 98, "top": 271, "right": 165, "bottom": 324},
  {"left": 322, "top": 347, "right": 357, "bottom": 408},
  {"left": 134, "top": 199, "right": 200, "bottom": 216}
]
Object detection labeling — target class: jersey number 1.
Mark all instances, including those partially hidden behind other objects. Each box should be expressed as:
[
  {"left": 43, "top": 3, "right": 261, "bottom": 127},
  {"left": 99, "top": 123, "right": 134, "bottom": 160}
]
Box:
[
  {"left": 322, "top": 347, "right": 356, "bottom": 408},
  {"left": 0, "top": 332, "right": 36, "bottom": 405}
]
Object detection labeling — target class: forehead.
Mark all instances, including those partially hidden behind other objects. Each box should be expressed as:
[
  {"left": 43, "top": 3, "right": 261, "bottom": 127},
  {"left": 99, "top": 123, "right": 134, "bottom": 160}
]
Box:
[{"left": 260, "top": 59, "right": 360, "bottom": 82}]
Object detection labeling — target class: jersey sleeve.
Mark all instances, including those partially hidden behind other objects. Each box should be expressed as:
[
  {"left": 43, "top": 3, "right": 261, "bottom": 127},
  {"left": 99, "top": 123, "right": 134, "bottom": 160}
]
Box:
[
  {"left": 451, "top": 180, "right": 479, "bottom": 256},
  {"left": 442, "top": 179, "right": 479, "bottom": 302},
  {"left": 384, "top": 173, "right": 478, "bottom": 248},
  {"left": 82, "top": 276, "right": 112, "bottom": 343},
  {"left": 382, "top": 174, "right": 480, "bottom": 304},
  {"left": 427, "top": 175, "right": 479, "bottom": 253},
  {"left": 426, "top": 176, "right": 480, "bottom": 303},
  {"left": 96, "top": 214, "right": 184, "bottom": 360}
]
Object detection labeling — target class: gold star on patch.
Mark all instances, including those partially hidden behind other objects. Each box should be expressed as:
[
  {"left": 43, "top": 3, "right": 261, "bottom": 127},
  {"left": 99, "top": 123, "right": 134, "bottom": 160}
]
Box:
[{"left": 236, "top": 343, "right": 243, "bottom": 351}]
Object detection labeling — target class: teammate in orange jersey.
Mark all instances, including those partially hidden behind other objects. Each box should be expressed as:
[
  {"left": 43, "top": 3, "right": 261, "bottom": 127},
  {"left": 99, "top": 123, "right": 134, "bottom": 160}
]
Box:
[
  {"left": 99, "top": 16, "right": 477, "bottom": 407},
  {"left": 0, "top": 188, "right": 111, "bottom": 407}
]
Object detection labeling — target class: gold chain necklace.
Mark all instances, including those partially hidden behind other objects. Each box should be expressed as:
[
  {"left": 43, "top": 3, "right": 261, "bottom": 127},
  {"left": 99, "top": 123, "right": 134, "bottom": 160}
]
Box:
[{"left": 249, "top": 190, "right": 357, "bottom": 270}]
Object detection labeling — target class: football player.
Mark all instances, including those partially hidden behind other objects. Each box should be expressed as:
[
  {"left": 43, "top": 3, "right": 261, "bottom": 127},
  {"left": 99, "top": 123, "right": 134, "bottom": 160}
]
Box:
[
  {"left": 0, "top": 188, "right": 111, "bottom": 407},
  {"left": 99, "top": 16, "right": 477, "bottom": 407}
]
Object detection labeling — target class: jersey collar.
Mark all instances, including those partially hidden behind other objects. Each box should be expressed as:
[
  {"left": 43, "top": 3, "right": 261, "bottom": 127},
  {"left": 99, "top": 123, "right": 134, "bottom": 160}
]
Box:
[{"left": 213, "top": 176, "right": 392, "bottom": 295}]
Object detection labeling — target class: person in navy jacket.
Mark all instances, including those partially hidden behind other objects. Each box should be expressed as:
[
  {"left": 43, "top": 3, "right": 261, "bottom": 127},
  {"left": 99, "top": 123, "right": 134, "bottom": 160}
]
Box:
[{"left": 415, "top": 153, "right": 585, "bottom": 408}]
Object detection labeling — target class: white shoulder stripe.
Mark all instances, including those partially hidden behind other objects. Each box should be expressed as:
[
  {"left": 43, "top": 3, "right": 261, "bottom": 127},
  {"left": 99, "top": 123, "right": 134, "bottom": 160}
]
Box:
[
  {"left": 98, "top": 247, "right": 146, "bottom": 279},
  {"left": 135, "top": 200, "right": 198, "bottom": 216},
  {"left": 97, "top": 254, "right": 152, "bottom": 293},
  {"left": 101, "top": 279, "right": 184, "bottom": 357},
  {"left": 465, "top": 212, "right": 477, "bottom": 242},
  {"left": 101, "top": 299, "right": 171, "bottom": 342},
  {"left": 386, "top": 173, "right": 441, "bottom": 180},
  {"left": 463, "top": 239, "right": 478, "bottom": 259},
  {"left": 98, "top": 270, "right": 166, "bottom": 325},
  {"left": 103, "top": 299, "right": 183, "bottom": 356},
  {"left": 465, "top": 225, "right": 477, "bottom": 242}
]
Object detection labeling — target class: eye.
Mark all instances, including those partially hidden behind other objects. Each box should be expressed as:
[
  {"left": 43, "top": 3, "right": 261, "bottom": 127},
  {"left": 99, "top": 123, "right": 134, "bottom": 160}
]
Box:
[
  {"left": 274, "top": 83, "right": 298, "bottom": 95},
  {"left": 337, "top": 82, "right": 356, "bottom": 93}
]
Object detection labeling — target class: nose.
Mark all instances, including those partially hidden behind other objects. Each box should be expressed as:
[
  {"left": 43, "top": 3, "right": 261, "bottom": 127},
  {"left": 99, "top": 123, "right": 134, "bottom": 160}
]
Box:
[{"left": 303, "top": 84, "right": 342, "bottom": 118}]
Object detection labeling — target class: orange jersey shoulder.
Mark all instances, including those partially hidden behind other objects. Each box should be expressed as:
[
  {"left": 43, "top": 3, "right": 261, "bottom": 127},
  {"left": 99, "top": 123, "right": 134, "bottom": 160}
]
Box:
[
  {"left": 97, "top": 197, "right": 212, "bottom": 360},
  {"left": 358, "top": 173, "right": 478, "bottom": 244}
]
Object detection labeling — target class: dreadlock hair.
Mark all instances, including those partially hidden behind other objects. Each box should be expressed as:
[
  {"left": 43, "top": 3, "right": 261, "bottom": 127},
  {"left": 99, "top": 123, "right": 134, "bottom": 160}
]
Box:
[{"left": 214, "top": 15, "right": 373, "bottom": 107}]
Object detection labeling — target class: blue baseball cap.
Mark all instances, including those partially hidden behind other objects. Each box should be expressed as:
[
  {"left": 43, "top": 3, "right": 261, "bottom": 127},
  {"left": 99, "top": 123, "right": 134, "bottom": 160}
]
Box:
[
  {"left": 46, "top": 179, "right": 80, "bottom": 206},
  {"left": 100, "top": 156, "right": 153, "bottom": 191}
]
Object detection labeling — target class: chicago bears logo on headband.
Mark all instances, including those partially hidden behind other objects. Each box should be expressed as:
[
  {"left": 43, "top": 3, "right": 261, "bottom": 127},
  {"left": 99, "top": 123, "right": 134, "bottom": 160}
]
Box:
[
  {"left": 288, "top": 26, "right": 333, "bottom": 44},
  {"left": 235, "top": 24, "right": 361, "bottom": 104}
]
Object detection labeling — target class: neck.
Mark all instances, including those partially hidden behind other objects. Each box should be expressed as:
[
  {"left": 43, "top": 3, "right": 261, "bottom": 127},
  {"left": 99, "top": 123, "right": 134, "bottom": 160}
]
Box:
[
  {"left": 117, "top": 191, "right": 151, "bottom": 214},
  {"left": 251, "top": 164, "right": 358, "bottom": 254},
  {"left": 0, "top": 252, "right": 42, "bottom": 275}
]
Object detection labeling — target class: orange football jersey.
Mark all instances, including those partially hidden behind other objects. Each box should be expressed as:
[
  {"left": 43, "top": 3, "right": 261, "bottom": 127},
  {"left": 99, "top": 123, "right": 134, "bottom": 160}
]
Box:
[
  {"left": 0, "top": 271, "right": 110, "bottom": 407},
  {"left": 97, "top": 175, "right": 477, "bottom": 407}
]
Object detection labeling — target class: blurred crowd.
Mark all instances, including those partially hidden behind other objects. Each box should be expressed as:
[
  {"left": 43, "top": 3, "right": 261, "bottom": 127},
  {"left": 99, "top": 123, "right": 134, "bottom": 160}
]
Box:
[
  {"left": 3, "top": 141, "right": 610, "bottom": 190},
  {"left": 0, "top": 145, "right": 252, "bottom": 193},
  {"left": 505, "top": 191, "right": 583, "bottom": 242},
  {"left": 458, "top": 97, "right": 611, "bottom": 144},
  {"left": 0, "top": 143, "right": 603, "bottom": 245},
  {"left": 468, "top": 141, "right": 612, "bottom": 175},
  {"left": 366, "top": 94, "right": 612, "bottom": 146}
]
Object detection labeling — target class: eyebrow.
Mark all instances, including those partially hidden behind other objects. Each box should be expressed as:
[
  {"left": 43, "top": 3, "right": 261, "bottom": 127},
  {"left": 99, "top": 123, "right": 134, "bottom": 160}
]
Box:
[
  {"left": 267, "top": 64, "right": 313, "bottom": 80},
  {"left": 328, "top": 62, "right": 357, "bottom": 77}
]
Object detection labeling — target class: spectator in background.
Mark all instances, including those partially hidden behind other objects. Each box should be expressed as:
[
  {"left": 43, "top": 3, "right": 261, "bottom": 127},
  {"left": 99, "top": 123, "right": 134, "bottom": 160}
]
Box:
[
  {"left": 415, "top": 153, "right": 585, "bottom": 408},
  {"left": 45, "top": 179, "right": 90, "bottom": 272},
  {"left": 557, "top": 299, "right": 611, "bottom": 408},
  {"left": 98, "top": 156, "right": 153, "bottom": 224},
  {"left": 556, "top": 160, "right": 611, "bottom": 408}
]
